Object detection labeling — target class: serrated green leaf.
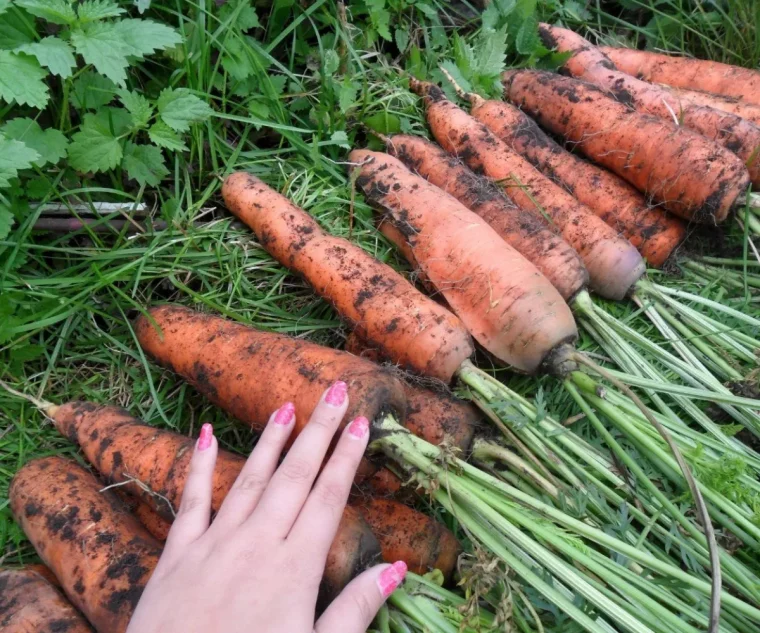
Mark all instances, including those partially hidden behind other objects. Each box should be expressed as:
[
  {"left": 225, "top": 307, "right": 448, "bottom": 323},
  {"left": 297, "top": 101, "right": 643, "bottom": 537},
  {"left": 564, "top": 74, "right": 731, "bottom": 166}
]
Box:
[
  {"left": 1, "top": 118, "right": 68, "bottom": 166},
  {"left": 112, "top": 18, "right": 182, "bottom": 59},
  {"left": 323, "top": 49, "right": 339, "bottom": 75},
  {"left": 475, "top": 27, "right": 508, "bottom": 76},
  {"left": 0, "top": 0, "right": 10, "bottom": 15},
  {"left": 122, "top": 141, "right": 168, "bottom": 186},
  {"left": 329, "top": 130, "right": 350, "bottom": 149},
  {"left": 117, "top": 88, "right": 153, "bottom": 128},
  {"left": 0, "top": 134, "right": 40, "bottom": 188},
  {"left": 148, "top": 120, "right": 187, "bottom": 151},
  {"left": 237, "top": 5, "right": 259, "bottom": 30},
  {"left": 367, "top": 0, "right": 391, "bottom": 41},
  {"left": 338, "top": 77, "right": 358, "bottom": 114},
  {"left": 15, "top": 0, "right": 76, "bottom": 25},
  {"left": 394, "top": 28, "right": 409, "bottom": 53},
  {"left": 220, "top": 0, "right": 259, "bottom": 30},
  {"left": 157, "top": 88, "right": 213, "bottom": 132},
  {"left": 0, "top": 203, "right": 13, "bottom": 240},
  {"left": 516, "top": 15, "right": 540, "bottom": 55},
  {"left": 439, "top": 60, "right": 473, "bottom": 95},
  {"left": 68, "top": 112, "right": 122, "bottom": 173},
  {"left": 77, "top": 0, "right": 124, "bottom": 22},
  {"left": 70, "top": 70, "right": 116, "bottom": 109},
  {"left": 0, "top": 8, "right": 36, "bottom": 48},
  {"left": 134, "top": 0, "right": 150, "bottom": 13},
  {"left": 15, "top": 36, "right": 75, "bottom": 78},
  {"left": 269, "top": 74, "right": 287, "bottom": 95},
  {"left": 0, "top": 51, "right": 49, "bottom": 108},
  {"left": 71, "top": 22, "right": 131, "bottom": 85},
  {"left": 91, "top": 106, "right": 132, "bottom": 136}
]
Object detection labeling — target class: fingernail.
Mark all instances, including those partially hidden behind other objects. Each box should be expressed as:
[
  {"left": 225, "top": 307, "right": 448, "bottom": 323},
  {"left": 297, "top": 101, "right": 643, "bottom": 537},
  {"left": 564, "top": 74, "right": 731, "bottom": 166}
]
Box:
[
  {"left": 325, "top": 381, "right": 348, "bottom": 407},
  {"left": 274, "top": 402, "right": 295, "bottom": 425},
  {"left": 197, "top": 423, "right": 213, "bottom": 451},
  {"left": 347, "top": 415, "right": 369, "bottom": 439},
  {"left": 378, "top": 561, "right": 407, "bottom": 597}
]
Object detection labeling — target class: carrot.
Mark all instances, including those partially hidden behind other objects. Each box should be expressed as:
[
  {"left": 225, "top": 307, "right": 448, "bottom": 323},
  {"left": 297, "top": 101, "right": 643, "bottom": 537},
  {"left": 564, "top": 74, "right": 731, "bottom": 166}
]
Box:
[
  {"left": 24, "top": 563, "right": 61, "bottom": 588},
  {"left": 9, "top": 456, "right": 162, "bottom": 633},
  {"left": 376, "top": 218, "right": 437, "bottom": 294},
  {"left": 356, "top": 498, "right": 460, "bottom": 577},
  {"left": 463, "top": 97, "right": 687, "bottom": 267},
  {"left": 116, "top": 492, "right": 172, "bottom": 542},
  {"left": 599, "top": 46, "right": 760, "bottom": 108},
  {"left": 539, "top": 24, "right": 760, "bottom": 187},
  {"left": 351, "top": 148, "right": 579, "bottom": 373},
  {"left": 221, "top": 172, "right": 474, "bottom": 383},
  {"left": 501, "top": 68, "right": 750, "bottom": 223},
  {"left": 405, "top": 81, "right": 646, "bottom": 301},
  {"left": 0, "top": 567, "right": 93, "bottom": 633},
  {"left": 358, "top": 466, "right": 408, "bottom": 500},
  {"left": 382, "top": 133, "right": 590, "bottom": 297},
  {"left": 48, "top": 399, "right": 386, "bottom": 597},
  {"left": 658, "top": 85, "right": 760, "bottom": 126}
]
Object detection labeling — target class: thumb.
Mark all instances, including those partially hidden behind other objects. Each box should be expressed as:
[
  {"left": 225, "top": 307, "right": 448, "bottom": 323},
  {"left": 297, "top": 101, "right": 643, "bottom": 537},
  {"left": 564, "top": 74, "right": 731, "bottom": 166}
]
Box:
[{"left": 314, "top": 561, "right": 407, "bottom": 633}]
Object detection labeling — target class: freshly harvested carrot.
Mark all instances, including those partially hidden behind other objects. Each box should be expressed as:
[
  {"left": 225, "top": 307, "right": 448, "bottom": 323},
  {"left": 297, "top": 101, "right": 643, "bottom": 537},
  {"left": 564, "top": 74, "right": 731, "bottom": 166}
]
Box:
[
  {"left": 539, "top": 24, "right": 760, "bottom": 186},
  {"left": 0, "top": 567, "right": 93, "bottom": 633},
  {"left": 599, "top": 46, "right": 760, "bottom": 108},
  {"left": 356, "top": 498, "right": 460, "bottom": 577},
  {"left": 658, "top": 85, "right": 760, "bottom": 126},
  {"left": 351, "top": 148, "right": 579, "bottom": 373},
  {"left": 382, "top": 133, "right": 590, "bottom": 297},
  {"left": 221, "top": 172, "right": 474, "bottom": 383},
  {"left": 24, "top": 563, "right": 61, "bottom": 588},
  {"left": 359, "top": 466, "right": 408, "bottom": 500},
  {"left": 464, "top": 98, "right": 687, "bottom": 267},
  {"left": 48, "top": 399, "right": 385, "bottom": 596},
  {"left": 117, "top": 492, "right": 172, "bottom": 542},
  {"left": 377, "top": 218, "right": 437, "bottom": 294},
  {"left": 9, "top": 456, "right": 162, "bottom": 633},
  {"left": 136, "top": 304, "right": 407, "bottom": 443},
  {"left": 502, "top": 69, "right": 750, "bottom": 223},
  {"left": 405, "top": 81, "right": 646, "bottom": 300}
]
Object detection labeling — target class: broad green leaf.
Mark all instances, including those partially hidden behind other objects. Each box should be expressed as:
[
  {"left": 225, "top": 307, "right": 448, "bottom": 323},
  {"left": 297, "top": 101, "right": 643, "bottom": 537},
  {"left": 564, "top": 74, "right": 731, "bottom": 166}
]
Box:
[
  {"left": 157, "top": 88, "right": 213, "bottom": 132},
  {"left": 122, "top": 141, "right": 168, "bottom": 186},
  {"left": 1, "top": 118, "right": 68, "bottom": 166},
  {"left": 237, "top": 5, "right": 259, "bottom": 30},
  {"left": 0, "top": 134, "right": 40, "bottom": 188},
  {"left": 0, "top": 203, "right": 13, "bottom": 240},
  {"left": 77, "top": 0, "right": 124, "bottom": 22},
  {"left": 367, "top": 0, "right": 391, "bottom": 41},
  {"left": 91, "top": 106, "right": 133, "bottom": 136},
  {"left": 134, "top": 0, "right": 150, "bottom": 13},
  {"left": 70, "top": 70, "right": 116, "bottom": 109},
  {"left": 117, "top": 88, "right": 154, "bottom": 128},
  {"left": 476, "top": 27, "right": 508, "bottom": 76},
  {"left": 516, "top": 15, "right": 540, "bottom": 56},
  {"left": 338, "top": 77, "right": 358, "bottom": 114},
  {"left": 439, "top": 60, "right": 473, "bottom": 94},
  {"left": 219, "top": 0, "right": 259, "bottom": 30},
  {"left": 71, "top": 21, "right": 131, "bottom": 85},
  {"left": 15, "top": 36, "right": 76, "bottom": 78},
  {"left": 68, "top": 112, "right": 122, "bottom": 172},
  {"left": 329, "top": 130, "right": 350, "bottom": 149},
  {"left": 15, "top": 0, "right": 76, "bottom": 25},
  {"left": 362, "top": 111, "right": 400, "bottom": 134},
  {"left": 394, "top": 28, "right": 409, "bottom": 53},
  {"left": 0, "top": 51, "right": 49, "bottom": 108},
  {"left": 112, "top": 18, "right": 182, "bottom": 59},
  {"left": 148, "top": 120, "right": 187, "bottom": 151},
  {"left": 323, "top": 49, "right": 339, "bottom": 75},
  {"left": 0, "top": 8, "right": 36, "bottom": 48},
  {"left": 0, "top": 0, "right": 11, "bottom": 16}
]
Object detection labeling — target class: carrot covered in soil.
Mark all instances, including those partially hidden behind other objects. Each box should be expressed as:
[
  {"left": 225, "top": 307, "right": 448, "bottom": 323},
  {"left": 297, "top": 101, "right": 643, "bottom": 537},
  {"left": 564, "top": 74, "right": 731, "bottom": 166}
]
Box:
[
  {"left": 656, "top": 85, "right": 760, "bottom": 126},
  {"left": 351, "top": 148, "right": 579, "bottom": 374},
  {"left": 356, "top": 498, "right": 461, "bottom": 577},
  {"left": 599, "top": 46, "right": 760, "bottom": 108},
  {"left": 0, "top": 567, "right": 94, "bottom": 633},
  {"left": 9, "top": 456, "right": 163, "bottom": 633},
  {"left": 408, "top": 79, "right": 646, "bottom": 300},
  {"left": 380, "top": 133, "right": 590, "bottom": 298},
  {"left": 539, "top": 24, "right": 760, "bottom": 187},
  {"left": 221, "top": 172, "right": 474, "bottom": 383},
  {"left": 502, "top": 68, "right": 750, "bottom": 223},
  {"left": 461, "top": 96, "right": 686, "bottom": 267}
]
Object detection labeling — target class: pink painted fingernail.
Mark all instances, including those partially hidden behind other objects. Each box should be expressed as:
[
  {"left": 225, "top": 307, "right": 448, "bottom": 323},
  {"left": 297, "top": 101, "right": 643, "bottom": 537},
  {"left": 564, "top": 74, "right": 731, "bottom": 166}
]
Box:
[
  {"left": 378, "top": 561, "right": 407, "bottom": 597},
  {"left": 325, "top": 381, "right": 348, "bottom": 407},
  {"left": 274, "top": 402, "right": 295, "bottom": 425},
  {"left": 348, "top": 416, "right": 369, "bottom": 439},
  {"left": 197, "top": 423, "right": 213, "bottom": 451}
]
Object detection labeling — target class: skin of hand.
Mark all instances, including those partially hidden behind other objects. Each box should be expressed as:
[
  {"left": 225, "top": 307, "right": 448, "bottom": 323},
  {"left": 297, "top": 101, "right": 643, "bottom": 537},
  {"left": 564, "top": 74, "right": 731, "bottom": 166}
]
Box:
[{"left": 126, "top": 381, "right": 407, "bottom": 633}]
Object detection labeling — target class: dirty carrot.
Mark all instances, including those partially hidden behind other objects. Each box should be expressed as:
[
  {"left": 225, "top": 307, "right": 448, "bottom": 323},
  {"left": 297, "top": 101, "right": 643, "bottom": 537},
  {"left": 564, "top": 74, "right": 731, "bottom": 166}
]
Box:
[{"left": 657, "top": 85, "right": 760, "bottom": 126}]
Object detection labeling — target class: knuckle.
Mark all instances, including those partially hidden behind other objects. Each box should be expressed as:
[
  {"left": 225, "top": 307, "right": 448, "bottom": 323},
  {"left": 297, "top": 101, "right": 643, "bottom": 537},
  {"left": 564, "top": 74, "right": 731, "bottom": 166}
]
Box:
[
  {"left": 179, "top": 495, "right": 205, "bottom": 515},
  {"left": 234, "top": 472, "right": 267, "bottom": 494},
  {"left": 279, "top": 458, "right": 313, "bottom": 484}
]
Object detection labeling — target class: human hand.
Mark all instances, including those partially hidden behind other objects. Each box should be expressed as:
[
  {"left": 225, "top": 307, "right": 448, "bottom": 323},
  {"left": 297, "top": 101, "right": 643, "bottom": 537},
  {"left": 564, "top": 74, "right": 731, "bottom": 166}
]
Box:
[{"left": 126, "top": 381, "right": 406, "bottom": 633}]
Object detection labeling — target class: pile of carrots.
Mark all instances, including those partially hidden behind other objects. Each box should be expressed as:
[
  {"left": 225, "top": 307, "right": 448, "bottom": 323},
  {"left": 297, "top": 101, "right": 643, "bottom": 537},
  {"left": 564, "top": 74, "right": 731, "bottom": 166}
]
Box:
[{"left": 6, "top": 24, "right": 760, "bottom": 633}]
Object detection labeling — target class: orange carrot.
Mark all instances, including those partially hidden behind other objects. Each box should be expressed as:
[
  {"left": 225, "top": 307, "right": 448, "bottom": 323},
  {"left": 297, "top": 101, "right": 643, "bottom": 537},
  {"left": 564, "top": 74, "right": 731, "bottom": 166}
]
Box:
[
  {"left": 502, "top": 68, "right": 750, "bottom": 223},
  {"left": 356, "top": 498, "right": 460, "bottom": 577},
  {"left": 464, "top": 97, "right": 687, "bottom": 267},
  {"left": 221, "top": 172, "right": 474, "bottom": 383},
  {"left": 383, "top": 133, "right": 590, "bottom": 297},
  {"left": 9, "top": 456, "right": 162, "bottom": 633},
  {"left": 599, "top": 46, "right": 760, "bottom": 108},
  {"left": 116, "top": 491, "right": 172, "bottom": 542},
  {"left": 406, "top": 81, "right": 646, "bottom": 300},
  {"left": 0, "top": 567, "right": 93, "bottom": 633},
  {"left": 351, "top": 148, "right": 579, "bottom": 373},
  {"left": 658, "top": 85, "right": 760, "bottom": 126},
  {"left": 539, "top": 24, "right": 760, "bottom": 186}
]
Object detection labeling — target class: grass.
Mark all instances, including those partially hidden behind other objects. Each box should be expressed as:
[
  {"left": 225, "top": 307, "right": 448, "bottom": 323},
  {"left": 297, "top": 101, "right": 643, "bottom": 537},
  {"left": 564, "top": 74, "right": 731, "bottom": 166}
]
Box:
[{"left": 1, "top": 0, "right": 760, "bottom": 617}]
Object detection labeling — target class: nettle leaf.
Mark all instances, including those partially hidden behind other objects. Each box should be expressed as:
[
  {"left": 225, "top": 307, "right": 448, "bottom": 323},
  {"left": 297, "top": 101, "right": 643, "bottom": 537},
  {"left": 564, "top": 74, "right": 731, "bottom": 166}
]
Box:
[
  {"left": 0, "top": 203, "right": 13, "bottom": 240},
  {"left": 0, "top": 8, "right": 36, "bottom": 48},
  {"left": 117, "top": 88, "right": 154, "bottom": 129},
  {"left": 134, "top": 0, "right": 150, "bottom": 13},
  {"left": 113, "top": 18, "right": 182, "bottom": 59},
  {"left": 0, "top": 134, "right": 40, "bottom": 188},
  {"left": 394, "top": 28, "right": 409, "bottom": 53},
  {"left": 0, "top": 51, "right": 49, "bottom": 108},
  {"left": 77, "top": 0, "right": 125, "bottom": 23},
  {"left": 516, "top": 15, "right": 541, "bottom": 56},
  {"left": 439, "top": 59, "right": 473, "bottom": 95},
  {"left": 366, "top": 0, "right": 391, "bottom": 41},
  {"left": 71, "top": 21, "right": 132, "bottom": 85},
  {"left": 157, "top": 88, "right": 213, "bottom": 132},
  {"left": 68, "top": 112, "right": 123, "bottom": 173},
  {"left": 475, "top": 27, "right": 508, "bottom": 76},
  {"left": 1, "top": 118, "right": 68, "bottom": 166},
  {"left": 122, "top": 141, "right": 168, "bottom": 186},
  {"left": 15, "top": 0, "right": 76, "bottom": 25},
  {"left": 15, "top": 36, "right": 76, "bottom": 78},
  {"left": 322, "top": 49, "right": 339, "bottom": 75},
  {"left": 71, "top": 70, "right": 116, "bottom": 110},
  {"left": 148, "top": 120, "right": 187, "bottom": 151},
  {"left": 0, "top": 0, "right": 11, "bottom": 16},
  {"left": 329, "top": 130, "right": 350, "bottom": 149},
  {"left": 338, "top": 77, "right": 358, "bottom": 114}
]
